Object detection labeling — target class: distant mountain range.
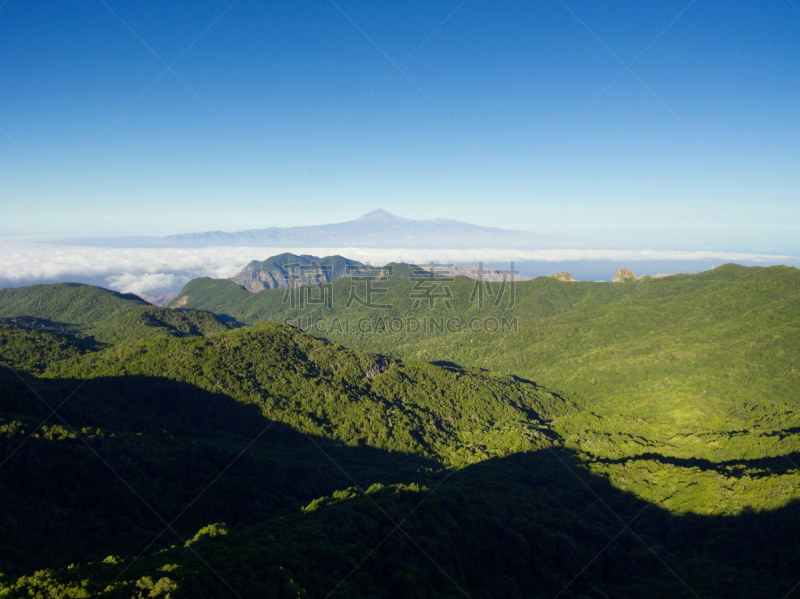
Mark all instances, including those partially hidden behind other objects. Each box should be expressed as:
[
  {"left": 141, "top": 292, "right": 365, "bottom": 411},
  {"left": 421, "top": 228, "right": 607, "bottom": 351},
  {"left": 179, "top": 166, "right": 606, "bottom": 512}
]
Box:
[{"left": 63, "top": 209, "right": 565, "bottom": 249}]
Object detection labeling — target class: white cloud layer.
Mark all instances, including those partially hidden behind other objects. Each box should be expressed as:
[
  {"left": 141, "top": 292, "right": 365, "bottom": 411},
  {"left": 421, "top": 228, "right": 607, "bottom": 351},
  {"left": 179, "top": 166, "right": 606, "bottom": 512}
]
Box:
[
  {"left": 104, "top": 272, "right": 184, "bottom": 297},
  {"left": 0, "top": 242, "right": 796, "bottom": 297}
]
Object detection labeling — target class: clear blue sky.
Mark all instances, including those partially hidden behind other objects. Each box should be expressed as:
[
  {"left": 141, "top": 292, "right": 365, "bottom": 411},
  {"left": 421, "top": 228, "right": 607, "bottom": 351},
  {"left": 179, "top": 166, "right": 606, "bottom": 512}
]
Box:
[{"left": 1, "top": 0, "right": 798, "bottom": 253}]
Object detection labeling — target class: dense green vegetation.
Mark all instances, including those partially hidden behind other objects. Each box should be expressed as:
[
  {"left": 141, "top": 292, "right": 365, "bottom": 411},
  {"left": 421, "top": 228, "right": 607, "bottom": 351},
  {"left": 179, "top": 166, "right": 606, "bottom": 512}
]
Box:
[
  {"left": 0, "top": 317, "right": 98, "bottom": 374},
  {"left": 1, "top": 269, "right": 800, "bottom": 597},
  {"left": 0, "top": 283, "right": 232, "bottom": 345},
  {"left": 47, "top": 323, "right": 569, "bottom": 466},
  {"left": 171, "top": 264, "right": 800, "bottom": 514},
  {"left": 172, "top": 264, "right": 800, "bottom": 422}
]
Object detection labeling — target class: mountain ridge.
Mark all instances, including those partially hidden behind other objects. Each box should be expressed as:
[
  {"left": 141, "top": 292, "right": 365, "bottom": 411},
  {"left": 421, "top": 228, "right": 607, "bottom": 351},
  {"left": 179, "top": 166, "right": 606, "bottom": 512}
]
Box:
[
  {"left": 226, "top": 252, "right": 533, "bottom": 293},
  {"left": 0, "top": 282, "right": 234, "bottom": 345},
  {"left": 56, "top": 209, "right": 566, "bottom": 249},
  {"left": 230, "top": 252, "right": 377, "bottom": 292}
]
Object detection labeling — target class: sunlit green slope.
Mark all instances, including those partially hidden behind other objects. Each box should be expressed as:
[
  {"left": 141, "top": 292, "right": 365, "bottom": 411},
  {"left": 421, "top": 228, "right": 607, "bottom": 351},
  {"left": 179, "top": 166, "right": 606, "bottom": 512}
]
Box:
[
  {"left": 168, "top": 264, "right": 800, "bottom": 516},
  {"left": 0, "top": 283, "right": 232, "bottom": 345},
  {"left": 48, "top": 322, "right": 571, "bottom": 465},
  {"left": 172, "top": 264, "right": 800, "bottom": 427}
]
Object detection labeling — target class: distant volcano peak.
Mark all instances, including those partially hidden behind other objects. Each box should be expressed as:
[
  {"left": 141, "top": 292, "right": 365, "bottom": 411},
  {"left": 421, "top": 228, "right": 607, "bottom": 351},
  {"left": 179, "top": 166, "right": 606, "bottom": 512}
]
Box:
[
  {"left": 109, "top": 208, "right": 562, "bottom": 249},
  {"left": 356, "top": 209, "right": 409, "bottom": 223}
]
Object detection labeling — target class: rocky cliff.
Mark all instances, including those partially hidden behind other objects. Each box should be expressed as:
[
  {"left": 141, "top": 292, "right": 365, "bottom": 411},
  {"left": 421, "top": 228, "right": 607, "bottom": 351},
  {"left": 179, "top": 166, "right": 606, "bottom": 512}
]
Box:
[
  {"left": 612, "top": 268, "right": 637, "bottom": 283},
  {"left": 230, "top": 253, "right": 375, "bottom": 292}
]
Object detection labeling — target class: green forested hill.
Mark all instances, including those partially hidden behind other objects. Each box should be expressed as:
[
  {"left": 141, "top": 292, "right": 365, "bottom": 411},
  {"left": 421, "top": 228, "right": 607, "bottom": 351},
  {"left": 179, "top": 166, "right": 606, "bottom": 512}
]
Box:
[
  {"left": 2, "top": 269, "right": 800, "bottom": 597},
  {"left": 0, "top": 324, "right": 565, "bottom": 571},
  {"left": 0, "top": 283, "right": 233, "bottom": 346},
  {"left": 2, "top": 322, "right": 800, "bottom": 598},
  {"left": 171, "top": 264, "right": 800, "bottom": 418},
  {"left": 171, "top": 264, "right": 800, "bottom": 427},
  {"left": 168, "top": 264, "right": 800, "bottom": 514},
  {"left": 0, "top": 318, "right": 97, "bottom": 374},
  {"left": 0, "top": 283, "right": 151, "bottom": 325},
  {"left": 47, "top": 323, "right": 570, "bottom": 466}
]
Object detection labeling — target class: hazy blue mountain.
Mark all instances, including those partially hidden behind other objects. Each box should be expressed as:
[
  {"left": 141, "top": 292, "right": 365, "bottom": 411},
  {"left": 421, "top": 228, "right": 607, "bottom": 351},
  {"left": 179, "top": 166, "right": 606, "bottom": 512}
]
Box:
[{"left": 61, "top": 209, "right": 563, "bottom": 249}]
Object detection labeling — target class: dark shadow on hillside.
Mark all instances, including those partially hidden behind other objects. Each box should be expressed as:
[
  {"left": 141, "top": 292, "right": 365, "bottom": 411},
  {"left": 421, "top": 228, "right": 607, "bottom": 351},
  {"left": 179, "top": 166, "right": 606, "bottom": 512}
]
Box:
[
  {"left": 506, "top": 373, "right": 584, "bottom": 416},
  {"left": 0, "top": 371, "right": 437, "bottom": 575},
  {"left": 0, "top": 316, "right": 80, "bottom": 335},
  {"left": 592, "top": 450, "right": 800, "bottom": 478},
  {"left": 0, "top": 316, "right": 105, "bottom": 352},
  {"left": 416, "top": 449, "right": 800, "bottom": 598},
  {"left": 764, "top": 426, "right": 800, "bottom": 437},
  {"left": 157, "top": 447, "right": 800, "bottom": 599},
  {"left": 174, "top": 308, "right": 244, "bottom": 328},
  {"left": 429, "top": 360, "right": 464, "bottom": 371},
  {"left": 3, "top": 370, "right": 800, "bottom": 598}
]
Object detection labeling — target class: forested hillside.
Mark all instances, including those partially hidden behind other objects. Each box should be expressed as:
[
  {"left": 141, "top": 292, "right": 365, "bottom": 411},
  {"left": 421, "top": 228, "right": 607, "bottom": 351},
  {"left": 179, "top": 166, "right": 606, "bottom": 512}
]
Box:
[
  {"left": 0, "top": 283, "right": 233, "bottom": 345},
  {"left": 171, "top": 264, "right": 800, "bottom": 423},
  {"left": 1, "top": 269, "right": 800, "bottom": 597},
  {"left": 171, "top": 264, "right": 800, "bottom": 513}
]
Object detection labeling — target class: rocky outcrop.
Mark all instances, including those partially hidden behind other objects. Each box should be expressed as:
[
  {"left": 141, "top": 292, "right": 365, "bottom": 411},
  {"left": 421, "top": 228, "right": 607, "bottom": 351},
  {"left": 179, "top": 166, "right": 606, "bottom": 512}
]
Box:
[
  {"left": 365, "top": 358, "right": 391, "bottom": 380},
  {"left": 547, "top": 272, "right": 575, "bottom": 282},
  {"left": 230, "top": 253, "right": 374, "bottom": 292},
  {"left": 612, "top": 268, "right": 637, "bottom": 283}
]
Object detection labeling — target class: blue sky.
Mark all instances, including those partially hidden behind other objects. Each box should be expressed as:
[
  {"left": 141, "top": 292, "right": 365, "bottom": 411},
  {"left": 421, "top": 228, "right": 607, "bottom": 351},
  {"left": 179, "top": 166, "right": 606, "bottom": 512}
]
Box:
[{"left": 1, "top": 0, "right": 798, "bottom": 253}]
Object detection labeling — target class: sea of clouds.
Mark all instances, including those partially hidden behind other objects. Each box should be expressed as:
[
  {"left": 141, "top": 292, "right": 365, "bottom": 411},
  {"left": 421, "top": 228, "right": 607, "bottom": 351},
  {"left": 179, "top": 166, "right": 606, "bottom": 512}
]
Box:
[{"left": 0, "top": 241, "right": 796, "bottom": 300}]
